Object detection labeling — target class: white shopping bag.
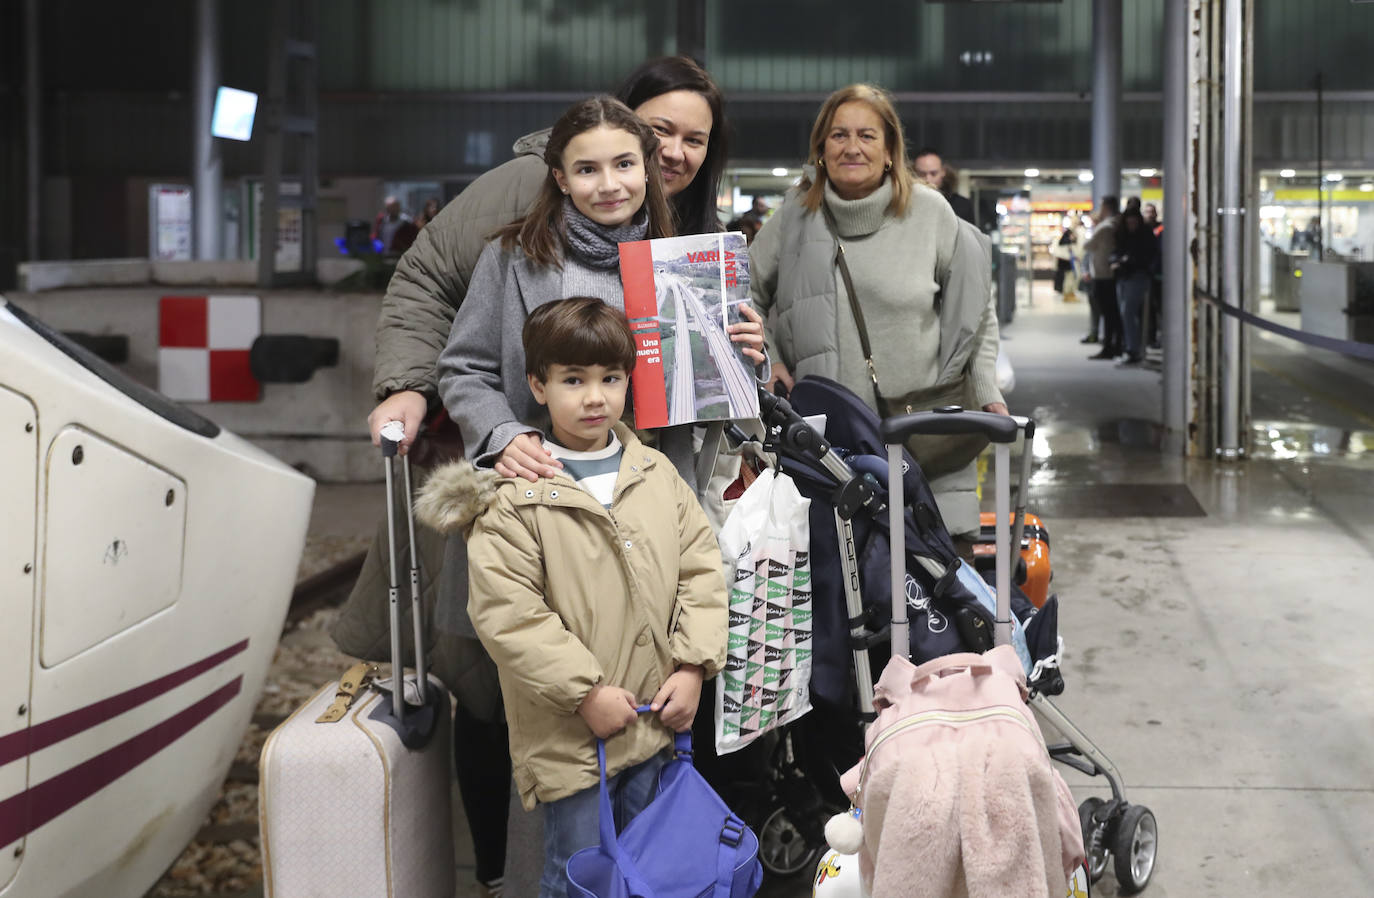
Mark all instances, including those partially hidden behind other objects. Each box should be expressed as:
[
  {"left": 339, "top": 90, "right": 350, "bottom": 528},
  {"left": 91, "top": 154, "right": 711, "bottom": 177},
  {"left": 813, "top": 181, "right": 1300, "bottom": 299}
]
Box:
[{"left": 714, "top": 468, "right": 812, "bottom": 755}]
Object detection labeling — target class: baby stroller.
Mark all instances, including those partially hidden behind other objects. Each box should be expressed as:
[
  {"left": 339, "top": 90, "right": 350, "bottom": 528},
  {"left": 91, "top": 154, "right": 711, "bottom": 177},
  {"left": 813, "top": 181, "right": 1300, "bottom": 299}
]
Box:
[{"left": 732, "top": 378, "right": 1157, "bottom": 895}]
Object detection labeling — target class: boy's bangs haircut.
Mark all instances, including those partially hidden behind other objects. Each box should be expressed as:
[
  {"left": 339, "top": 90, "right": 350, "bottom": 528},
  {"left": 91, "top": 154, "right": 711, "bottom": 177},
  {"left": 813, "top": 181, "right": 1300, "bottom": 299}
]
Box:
[{"left": 524, "top": 297, "right": 638, "bottom": 381}]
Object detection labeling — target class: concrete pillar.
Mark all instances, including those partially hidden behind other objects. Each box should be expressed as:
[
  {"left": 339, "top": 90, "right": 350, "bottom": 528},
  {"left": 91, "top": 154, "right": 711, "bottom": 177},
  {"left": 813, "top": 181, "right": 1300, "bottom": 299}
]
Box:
[
  {"left": 24, "top": 0, "right": 40, "bottom": 260},
  {"left": 193, "top": 0, "right": 222, "bottom": 260},
  {"left": 1162, "top": 0, "right": 1188, "bottom": 440},
  {"left": 1092, "top": 0, "right": 1122, "bottom": 205}
]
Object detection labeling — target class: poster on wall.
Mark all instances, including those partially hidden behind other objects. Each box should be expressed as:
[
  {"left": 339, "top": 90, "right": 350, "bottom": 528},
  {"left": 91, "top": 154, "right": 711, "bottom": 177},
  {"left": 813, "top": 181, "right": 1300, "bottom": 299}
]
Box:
[
  {"left": 249, "top": 181, "right": 303, "bottom": 272},
  {"left": 149, "top": 184, "right": 194, "bottom": 261}
]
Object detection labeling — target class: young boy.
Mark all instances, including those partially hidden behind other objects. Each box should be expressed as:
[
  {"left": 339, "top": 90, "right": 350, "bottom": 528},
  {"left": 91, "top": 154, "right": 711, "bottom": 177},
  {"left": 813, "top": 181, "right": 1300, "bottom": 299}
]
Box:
[{"left": 416, "top": 297, "right": 728, "bottom": 898}]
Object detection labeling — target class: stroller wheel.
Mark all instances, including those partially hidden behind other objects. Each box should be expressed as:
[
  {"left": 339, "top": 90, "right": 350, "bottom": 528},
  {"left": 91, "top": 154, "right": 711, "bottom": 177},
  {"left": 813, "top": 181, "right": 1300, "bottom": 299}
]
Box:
[
  {"left": 1111, "top": 804, "right": 1158, "bottom": 894},
  {"left": 1077, "top": 797, "right": 1110, "bottom": 884},
  {"left": 758, "top": 804, "right": 827, "bottom": 877}
]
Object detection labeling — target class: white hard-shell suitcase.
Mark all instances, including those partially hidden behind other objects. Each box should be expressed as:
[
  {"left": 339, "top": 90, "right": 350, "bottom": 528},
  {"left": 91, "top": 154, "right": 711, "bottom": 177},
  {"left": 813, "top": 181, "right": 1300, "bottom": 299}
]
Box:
[{"left": 259, "top": 423, "right": 455, "bottom": 898}]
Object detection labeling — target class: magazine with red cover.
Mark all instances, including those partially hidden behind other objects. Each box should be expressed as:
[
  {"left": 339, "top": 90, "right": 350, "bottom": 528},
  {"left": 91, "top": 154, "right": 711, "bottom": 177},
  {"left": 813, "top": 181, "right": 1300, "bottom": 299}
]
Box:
[{"left": 618, "top": 232, "right": 758, "bottom": 429}]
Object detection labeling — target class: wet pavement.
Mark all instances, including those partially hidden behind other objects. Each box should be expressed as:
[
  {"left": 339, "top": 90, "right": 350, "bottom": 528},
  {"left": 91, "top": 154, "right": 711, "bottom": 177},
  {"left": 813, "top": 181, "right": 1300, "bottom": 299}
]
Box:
[{"left": 999, "top": 287, "right": 1374, "bottom": 896}]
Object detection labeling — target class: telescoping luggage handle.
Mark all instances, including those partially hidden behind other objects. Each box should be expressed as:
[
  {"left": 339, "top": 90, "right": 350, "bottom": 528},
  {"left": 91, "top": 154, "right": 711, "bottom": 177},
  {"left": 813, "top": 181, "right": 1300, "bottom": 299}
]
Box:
[
  {"left": 879, "top": 407, "right": 1036, "bottom": 657},
  {"left": 379, "top": 421, "right": 430, "bottom": 727}
]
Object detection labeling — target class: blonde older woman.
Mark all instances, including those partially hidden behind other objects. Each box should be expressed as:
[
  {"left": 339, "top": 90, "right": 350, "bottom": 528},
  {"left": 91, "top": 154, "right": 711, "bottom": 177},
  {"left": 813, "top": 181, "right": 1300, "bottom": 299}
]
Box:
[{"left": 751, "top": 83, "right": 1006, "bottom": 541}]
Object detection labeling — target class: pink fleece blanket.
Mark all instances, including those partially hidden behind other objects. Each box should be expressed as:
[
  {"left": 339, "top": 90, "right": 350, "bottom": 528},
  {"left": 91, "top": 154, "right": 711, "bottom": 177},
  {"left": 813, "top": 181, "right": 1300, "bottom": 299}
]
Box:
[{"left": 838, "top": 646, "right": 1085, "bottom": 898}]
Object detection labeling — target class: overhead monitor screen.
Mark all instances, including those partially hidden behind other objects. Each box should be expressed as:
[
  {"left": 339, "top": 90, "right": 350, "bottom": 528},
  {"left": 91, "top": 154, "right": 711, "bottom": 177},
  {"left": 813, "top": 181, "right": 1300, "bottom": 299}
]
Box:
[{"left": 212, "top": 86, "right": 258, "bottom": 141}]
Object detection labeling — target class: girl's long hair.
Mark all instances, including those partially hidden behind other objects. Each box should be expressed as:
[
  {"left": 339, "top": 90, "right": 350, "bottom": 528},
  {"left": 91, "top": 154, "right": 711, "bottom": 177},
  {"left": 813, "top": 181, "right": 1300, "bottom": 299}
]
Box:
[
  {"left": 615, "top": 56, "right": 729, "bottom": 235},
  {"left": 797, "top": 83, "right": 915, "bottom": 217},
  {"left": 496, "top": 96, "right": 675, "bottom": 268}
]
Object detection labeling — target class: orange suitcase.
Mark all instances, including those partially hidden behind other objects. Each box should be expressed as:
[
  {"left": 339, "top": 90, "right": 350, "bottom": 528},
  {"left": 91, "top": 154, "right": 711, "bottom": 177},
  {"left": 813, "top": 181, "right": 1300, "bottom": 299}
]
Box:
[{"left": 973, "top": 511, "right": 1051, "bottom": 608}]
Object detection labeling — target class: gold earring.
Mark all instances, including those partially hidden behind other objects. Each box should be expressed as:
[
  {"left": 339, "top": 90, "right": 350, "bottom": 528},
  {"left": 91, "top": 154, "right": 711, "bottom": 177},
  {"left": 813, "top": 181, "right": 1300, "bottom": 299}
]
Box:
[
  {"left": 818, "top": 158, "right": 825, "bottom": 168},
  {"left": 885, "top": 161, "right": 892, "bottom": 172}
]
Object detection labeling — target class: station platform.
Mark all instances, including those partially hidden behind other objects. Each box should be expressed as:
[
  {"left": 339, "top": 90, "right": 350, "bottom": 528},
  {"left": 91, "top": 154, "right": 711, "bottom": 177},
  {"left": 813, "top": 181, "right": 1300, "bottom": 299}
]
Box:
[{"left": 148, "top": 284, "right": 1374, "bottom": 897}]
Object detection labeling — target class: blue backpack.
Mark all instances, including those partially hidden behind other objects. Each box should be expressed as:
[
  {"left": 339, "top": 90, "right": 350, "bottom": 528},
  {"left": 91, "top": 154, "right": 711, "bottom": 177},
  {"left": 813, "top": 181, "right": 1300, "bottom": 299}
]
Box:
[{"left": 566, "top": 727, "right": 763, "bottom": 898}]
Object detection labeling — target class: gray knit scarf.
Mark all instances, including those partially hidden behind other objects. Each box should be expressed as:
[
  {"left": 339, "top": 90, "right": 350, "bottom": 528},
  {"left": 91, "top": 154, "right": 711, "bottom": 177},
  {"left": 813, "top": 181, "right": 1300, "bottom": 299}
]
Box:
[{"left": 561, "top": 198, "right": 649, "bottom": 270}]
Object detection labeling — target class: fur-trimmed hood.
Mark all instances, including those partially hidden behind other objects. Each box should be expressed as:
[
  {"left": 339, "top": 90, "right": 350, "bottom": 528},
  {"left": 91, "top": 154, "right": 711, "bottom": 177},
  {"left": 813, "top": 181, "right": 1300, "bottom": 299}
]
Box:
[{"left": 414, "top": 460, "right": 502, "bottom": 535}]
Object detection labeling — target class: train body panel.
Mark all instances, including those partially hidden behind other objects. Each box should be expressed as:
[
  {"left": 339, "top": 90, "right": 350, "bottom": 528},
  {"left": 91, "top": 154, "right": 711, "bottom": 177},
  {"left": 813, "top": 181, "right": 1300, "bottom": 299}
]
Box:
[{"left": 0, "top": 299, "right": 314, "bottom": 898}]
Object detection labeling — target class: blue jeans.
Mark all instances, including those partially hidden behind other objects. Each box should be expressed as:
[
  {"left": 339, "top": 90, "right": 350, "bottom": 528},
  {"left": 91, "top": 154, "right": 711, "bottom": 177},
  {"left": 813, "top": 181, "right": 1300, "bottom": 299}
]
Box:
[
  {"left": 540, "top": 751, "right": 668, "bottom": 898},
  {"left": 1117, "top": 272, "right": 1150, "bottom": 357}
]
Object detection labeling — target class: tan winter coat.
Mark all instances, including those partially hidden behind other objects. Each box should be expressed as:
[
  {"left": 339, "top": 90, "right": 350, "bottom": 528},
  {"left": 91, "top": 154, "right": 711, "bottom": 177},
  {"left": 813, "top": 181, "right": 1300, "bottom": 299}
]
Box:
[{"left": 415, "top": 425, "right": 727, "bottom": 809}]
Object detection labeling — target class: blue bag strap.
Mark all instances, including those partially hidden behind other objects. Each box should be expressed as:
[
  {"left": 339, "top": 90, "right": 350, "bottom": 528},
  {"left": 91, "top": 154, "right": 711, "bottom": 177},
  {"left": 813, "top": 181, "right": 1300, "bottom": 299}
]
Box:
[
  {"left": 593, "top": 707, "right": 657, "bottom": 894},
  {"left": 713, "top": 814, "right": 748, "bottom": 898}
]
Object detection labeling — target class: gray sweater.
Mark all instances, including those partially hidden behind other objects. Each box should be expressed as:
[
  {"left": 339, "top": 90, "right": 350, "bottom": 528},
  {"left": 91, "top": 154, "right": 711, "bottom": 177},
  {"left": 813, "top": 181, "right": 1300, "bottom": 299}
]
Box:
[
  {"left": 824, "top": 181, "right": 1001, "bottom": 409},
  {"left": 750, "top": 178, "right": 1003, "bottom": 534}
]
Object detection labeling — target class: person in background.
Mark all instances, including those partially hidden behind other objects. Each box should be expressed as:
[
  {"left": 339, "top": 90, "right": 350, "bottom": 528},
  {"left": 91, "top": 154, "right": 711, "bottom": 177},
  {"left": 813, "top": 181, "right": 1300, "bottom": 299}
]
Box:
[
  {"left": 1143, "top": 202, "right": 1160, "bottom": 234},
  {"left": 1082, "top": 195, "right": 1124, "bottom": 358},
  {"left": 729, "top": 195, "right": 770, "bottom": 243},
  {"left": 1143, "top": 203, "right": 1163, "bottom": 349},
  {"left": 419, "top": 296, "right": 728, "bottom": 898},
  {"left": 726, "top": 214, "right": 762, "bottom": 243},
  {"left": 1051, "top": 214, "right": 1077, "bottom": 299},
  {"left": 1110, "top": 208, "right": 1159, "bottom": 367},
  {"left": 912, "top": 146, "right": 976, "bottom": 224},
  {"left": 752, "top": 85, "right": 1005, "bottom": 546},
  {"left": 372, "top": 195, "right": 418, "bottom": 254},
  {"left": 416, "top": 197, "right": 442, "bottom": 230},
  {"left": 740, "top": 195, "right": 770, "bottom": 228}
]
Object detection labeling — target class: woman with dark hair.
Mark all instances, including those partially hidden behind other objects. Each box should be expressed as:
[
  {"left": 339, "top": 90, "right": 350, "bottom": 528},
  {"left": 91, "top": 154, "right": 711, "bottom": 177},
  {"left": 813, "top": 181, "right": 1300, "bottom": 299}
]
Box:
[
  {"left": 334, "top": 62, "right": 742, "bottom": 898},
  {"left": 616, "top": 55, "right": 729, "bottom": 237}
]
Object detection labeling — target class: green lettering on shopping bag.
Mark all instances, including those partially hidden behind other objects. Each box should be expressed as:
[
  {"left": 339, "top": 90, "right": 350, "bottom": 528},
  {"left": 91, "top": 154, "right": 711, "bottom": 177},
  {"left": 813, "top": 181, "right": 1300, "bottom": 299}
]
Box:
[{"left": 728, "top": 631, "right": 748, "bottom": 650}]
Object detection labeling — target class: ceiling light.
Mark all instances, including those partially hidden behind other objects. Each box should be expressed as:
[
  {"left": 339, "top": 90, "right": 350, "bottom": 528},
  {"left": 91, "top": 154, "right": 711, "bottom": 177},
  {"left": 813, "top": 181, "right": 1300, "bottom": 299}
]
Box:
[
  {"left": 1279, "top": 169, "right": 1296, "bottom": 178},
  {"left": 1361, "top": 182, "right": 1374, "bottom": 193},
  {"left": 1024, "top": 168, "right": 1040, "bottom": 178},
  {"left": 771, "top": 167, "right": 788, "bottom": 177},
  {"left": 1078, "top": 171, "right": 1094, "bottom": 183},
  {"left": 1139, "top": 168, "right": 1157, "bottom": 178},
  {"left": 1325, "top": 173, "right": 1344, "bottom": 182}
]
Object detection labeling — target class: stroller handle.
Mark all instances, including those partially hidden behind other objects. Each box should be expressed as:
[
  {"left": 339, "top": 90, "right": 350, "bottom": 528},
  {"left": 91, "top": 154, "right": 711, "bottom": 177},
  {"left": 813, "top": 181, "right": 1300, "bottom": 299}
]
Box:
[{"left": 879, "top": 406, "right": 1020, "bottom": 444}]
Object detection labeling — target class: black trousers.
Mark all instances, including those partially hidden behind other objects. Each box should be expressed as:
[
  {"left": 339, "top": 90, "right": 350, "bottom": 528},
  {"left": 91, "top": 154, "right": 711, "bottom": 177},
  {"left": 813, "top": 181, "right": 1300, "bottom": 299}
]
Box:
[
  {"left": 1093, "top": 278, "right": 1122, "bottom": 353},
  {"left": 1053, "top": 259, "right": 1073, "bottom": 293},
  {"left": 453, "top": 704, "right": 511, "bottom": 885}
]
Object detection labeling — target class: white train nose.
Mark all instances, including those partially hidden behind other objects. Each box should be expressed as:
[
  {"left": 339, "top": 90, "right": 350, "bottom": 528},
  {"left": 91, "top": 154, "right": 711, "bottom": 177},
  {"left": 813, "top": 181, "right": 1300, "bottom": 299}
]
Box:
[{"left": 0, "top": 297, "right": 313, "bottom": 898}]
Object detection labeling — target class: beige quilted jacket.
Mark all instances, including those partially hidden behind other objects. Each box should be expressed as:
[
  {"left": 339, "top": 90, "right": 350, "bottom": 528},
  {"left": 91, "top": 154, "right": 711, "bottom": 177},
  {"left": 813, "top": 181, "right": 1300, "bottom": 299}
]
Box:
[{"left": 415, "top": 424, "right": 728, "bottom": 808}]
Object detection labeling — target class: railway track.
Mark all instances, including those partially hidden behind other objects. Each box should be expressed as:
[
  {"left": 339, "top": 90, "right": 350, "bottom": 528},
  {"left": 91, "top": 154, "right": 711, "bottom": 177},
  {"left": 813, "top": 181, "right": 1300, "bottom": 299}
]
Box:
[{"left": 284, "top": 550, "right": 366, "bottom": 626}]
